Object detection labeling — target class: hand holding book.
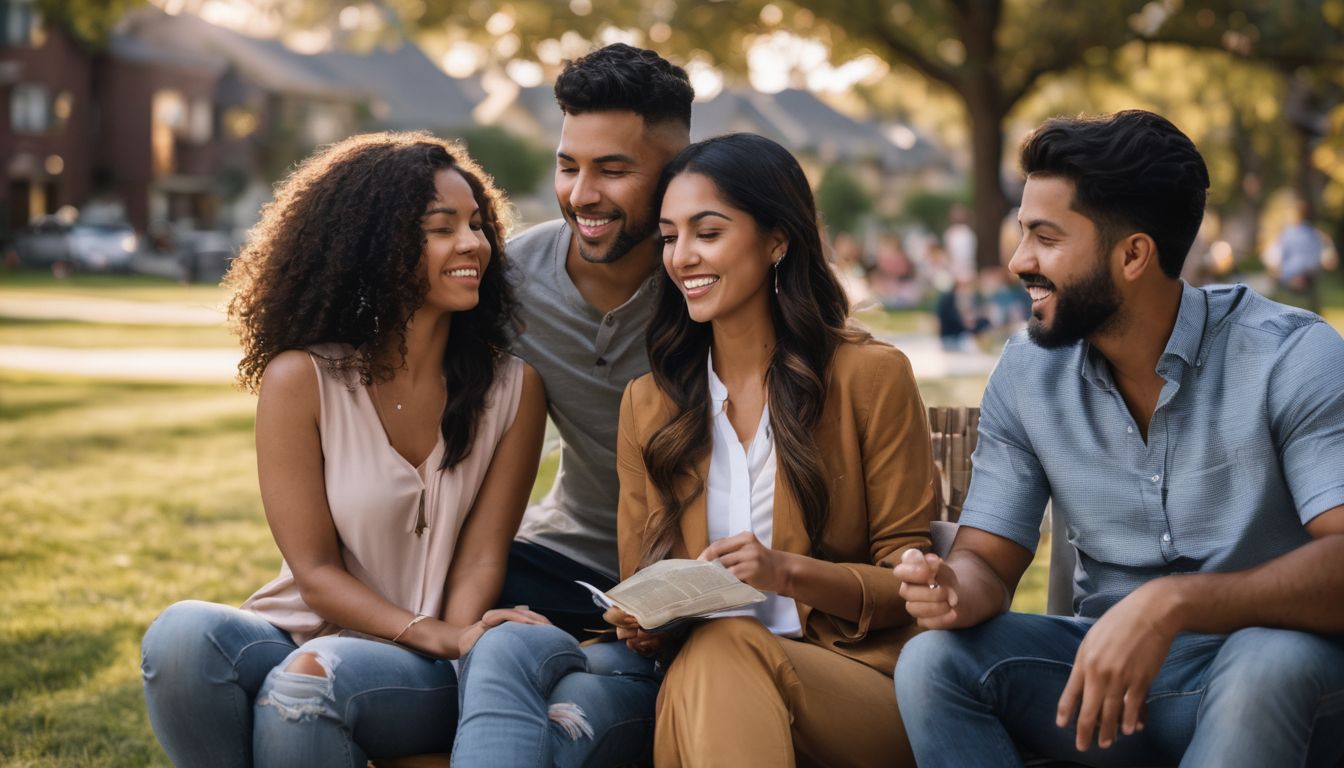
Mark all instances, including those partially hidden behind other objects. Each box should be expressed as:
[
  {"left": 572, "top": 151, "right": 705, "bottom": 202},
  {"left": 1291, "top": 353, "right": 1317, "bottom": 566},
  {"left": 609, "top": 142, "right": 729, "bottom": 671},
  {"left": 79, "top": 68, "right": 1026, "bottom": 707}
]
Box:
[{"left": 577, "top": 558, "right": 766, "bottom": 632}]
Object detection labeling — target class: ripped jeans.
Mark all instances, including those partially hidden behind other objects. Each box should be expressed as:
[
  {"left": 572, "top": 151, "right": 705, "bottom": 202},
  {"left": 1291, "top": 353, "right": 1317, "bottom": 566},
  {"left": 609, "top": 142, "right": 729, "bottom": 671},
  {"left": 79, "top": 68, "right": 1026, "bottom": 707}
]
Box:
[
  {"left": 141, "top": 600, "right": 458, "bottom": 767},
  {"left": 452, "top": 622, "right": 660, "bottom": 767}
]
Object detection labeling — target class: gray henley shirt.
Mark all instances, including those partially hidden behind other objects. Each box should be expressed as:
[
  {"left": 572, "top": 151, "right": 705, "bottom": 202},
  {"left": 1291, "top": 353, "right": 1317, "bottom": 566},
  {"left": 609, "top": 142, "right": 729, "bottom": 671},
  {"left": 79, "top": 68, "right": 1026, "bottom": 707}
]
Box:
[{"left": 507, "top": 219, "right": 659, "bottom": 579}]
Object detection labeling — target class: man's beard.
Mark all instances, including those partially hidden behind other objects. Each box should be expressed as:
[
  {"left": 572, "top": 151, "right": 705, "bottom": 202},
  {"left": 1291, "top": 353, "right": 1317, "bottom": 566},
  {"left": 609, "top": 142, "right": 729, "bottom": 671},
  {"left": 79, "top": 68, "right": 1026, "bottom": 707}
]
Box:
[
  {"left": 1024, "top": 257, "right": 1122, "bottom": 349},
  {"left": 573, "top": 213, "right": 655, "bottom": 265}
]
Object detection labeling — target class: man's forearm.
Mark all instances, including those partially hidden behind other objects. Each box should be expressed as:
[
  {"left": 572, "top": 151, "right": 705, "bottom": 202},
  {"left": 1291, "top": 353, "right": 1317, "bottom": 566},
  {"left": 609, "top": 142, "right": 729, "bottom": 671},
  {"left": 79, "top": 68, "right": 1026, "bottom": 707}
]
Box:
[
  {"left": 945, "top": 549, "right": 1016, "bottom": 628},
  {"left": 1159, "top": 533, "right": 1344, "bottom": 636}
]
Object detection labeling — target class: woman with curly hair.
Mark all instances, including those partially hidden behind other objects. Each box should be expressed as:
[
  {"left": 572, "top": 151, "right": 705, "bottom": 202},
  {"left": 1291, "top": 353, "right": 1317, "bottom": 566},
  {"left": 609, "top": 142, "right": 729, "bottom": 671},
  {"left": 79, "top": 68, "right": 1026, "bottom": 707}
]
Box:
[
  {"left": 141, "top": 131, "right": 548, "bottom": 767},
  {"left": 452, "top": 133, "right": 936, "bottom": 767}
]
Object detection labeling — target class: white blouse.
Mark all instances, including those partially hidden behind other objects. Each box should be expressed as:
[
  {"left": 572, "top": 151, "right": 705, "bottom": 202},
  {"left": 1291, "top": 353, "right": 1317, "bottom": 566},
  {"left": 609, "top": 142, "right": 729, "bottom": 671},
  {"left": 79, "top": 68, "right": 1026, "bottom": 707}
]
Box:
[{"left": 705, "top": 354, "right": 802, "bottom": 637}]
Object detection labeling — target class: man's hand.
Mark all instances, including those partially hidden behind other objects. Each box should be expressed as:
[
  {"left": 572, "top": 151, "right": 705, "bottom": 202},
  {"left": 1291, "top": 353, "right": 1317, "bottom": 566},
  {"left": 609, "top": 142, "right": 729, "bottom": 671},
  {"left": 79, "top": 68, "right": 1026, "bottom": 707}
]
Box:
[
  {"left": 1056, "top": 581, "right": 1178, "bottom": 751},
  {"left": 605, "top": 605, "right": 666, "bottom": 657},
  {"left": 457, "top": 607, "right": 550, "bottom": 657},
  {"left": 893, "top": 548, "right": 963, "bottom": 629},
  {"left": 697, "top": 531, "right": 795, "bottom": 595}
]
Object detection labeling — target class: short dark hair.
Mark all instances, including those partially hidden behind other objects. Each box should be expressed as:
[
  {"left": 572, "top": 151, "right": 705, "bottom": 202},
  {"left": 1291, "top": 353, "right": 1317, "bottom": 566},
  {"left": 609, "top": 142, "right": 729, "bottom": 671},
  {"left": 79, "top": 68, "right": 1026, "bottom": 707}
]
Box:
[
  {"left": 1019, "top": 110, "right": 1209, "bottom": 277},
  {"left": 554, "top": 43, "right": 693, "bottom": 129}
]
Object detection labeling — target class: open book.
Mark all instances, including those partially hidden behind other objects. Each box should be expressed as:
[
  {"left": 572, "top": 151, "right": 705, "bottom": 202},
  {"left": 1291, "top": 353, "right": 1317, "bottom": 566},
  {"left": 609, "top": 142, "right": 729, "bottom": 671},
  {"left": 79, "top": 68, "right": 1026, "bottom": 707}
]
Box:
[{"left": 577, "top": 559, "right": 767, "bottom": 632}]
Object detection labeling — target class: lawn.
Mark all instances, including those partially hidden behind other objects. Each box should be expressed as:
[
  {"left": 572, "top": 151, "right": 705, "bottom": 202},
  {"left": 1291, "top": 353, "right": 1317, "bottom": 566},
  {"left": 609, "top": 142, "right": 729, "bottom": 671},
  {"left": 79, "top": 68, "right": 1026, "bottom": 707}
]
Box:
[{"left": 0, "top": 271, "right": 230, "bottom": 306}]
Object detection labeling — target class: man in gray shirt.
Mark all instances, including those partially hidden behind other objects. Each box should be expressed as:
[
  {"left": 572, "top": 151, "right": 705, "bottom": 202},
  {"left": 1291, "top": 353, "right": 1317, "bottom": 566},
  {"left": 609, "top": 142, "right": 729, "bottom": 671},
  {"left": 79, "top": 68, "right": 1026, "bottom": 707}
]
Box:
[{"left": 498, "top": 44, "right": 693, "bottom": 638}]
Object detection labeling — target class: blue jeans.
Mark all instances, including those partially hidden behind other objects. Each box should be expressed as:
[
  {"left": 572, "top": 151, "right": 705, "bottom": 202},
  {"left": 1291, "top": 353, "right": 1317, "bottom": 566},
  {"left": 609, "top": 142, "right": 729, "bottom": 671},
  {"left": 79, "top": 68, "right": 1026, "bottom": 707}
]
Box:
[
  {"left": 141, "top": 600, "right": 459, "bottom": 767},
  {"left": 452, "top": 622, "right": 659, "bottom": 767},
  {"left": 895, "top": 612, "right": 1344, "bottom": 767},
  {"left": 497, "top": 540, "right": 618, "bottom": 640}
]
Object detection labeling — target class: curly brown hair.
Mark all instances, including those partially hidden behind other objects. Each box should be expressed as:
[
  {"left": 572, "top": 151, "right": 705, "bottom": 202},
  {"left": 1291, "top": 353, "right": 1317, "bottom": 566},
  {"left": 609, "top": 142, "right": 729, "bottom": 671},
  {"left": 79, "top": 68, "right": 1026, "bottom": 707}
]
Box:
[{"left": 226, "top": 131, "right": 516, "bottom": 469}]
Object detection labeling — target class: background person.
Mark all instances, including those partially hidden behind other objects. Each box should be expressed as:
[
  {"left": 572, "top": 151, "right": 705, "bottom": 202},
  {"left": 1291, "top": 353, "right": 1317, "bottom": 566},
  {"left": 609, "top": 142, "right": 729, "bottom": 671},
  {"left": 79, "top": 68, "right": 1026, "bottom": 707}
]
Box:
[
  {"left": 140, "top": 133, "right": 548, "bottom": 767},
  {"left": 1272, "top": 199, "right": 1330, "bottom": 313}
]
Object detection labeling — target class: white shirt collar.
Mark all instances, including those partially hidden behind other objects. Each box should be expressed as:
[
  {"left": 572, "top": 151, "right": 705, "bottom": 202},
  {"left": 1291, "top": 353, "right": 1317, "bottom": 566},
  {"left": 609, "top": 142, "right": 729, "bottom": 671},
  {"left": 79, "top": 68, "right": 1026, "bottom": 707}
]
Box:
[{"left": 706, "top": 351, "right": 729, "bottom": 416}]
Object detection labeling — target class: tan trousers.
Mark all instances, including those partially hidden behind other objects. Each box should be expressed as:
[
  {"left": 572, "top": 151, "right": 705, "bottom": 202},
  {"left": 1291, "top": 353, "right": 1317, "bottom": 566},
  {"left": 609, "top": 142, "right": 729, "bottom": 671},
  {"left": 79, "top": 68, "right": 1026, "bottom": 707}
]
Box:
[{"left": 655, "top": 617, "right": 915, "bottom": 768}]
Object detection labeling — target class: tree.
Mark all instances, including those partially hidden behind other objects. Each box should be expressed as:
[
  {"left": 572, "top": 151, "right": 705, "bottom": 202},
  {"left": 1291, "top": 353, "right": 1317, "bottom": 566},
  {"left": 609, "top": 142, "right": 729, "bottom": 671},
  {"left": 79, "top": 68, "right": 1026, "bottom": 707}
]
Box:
[
  {"left": 816, "top": 165, "right": 873, "bottom": 235},
  {"left": 667, "top": 0, "right": 1156, "bottom": 270},
  {"left": 38, "top": 0, "right": 146, "bottom": 46},
  {"left": 453, "top": 126, "right": 552, "bottom": 200}
]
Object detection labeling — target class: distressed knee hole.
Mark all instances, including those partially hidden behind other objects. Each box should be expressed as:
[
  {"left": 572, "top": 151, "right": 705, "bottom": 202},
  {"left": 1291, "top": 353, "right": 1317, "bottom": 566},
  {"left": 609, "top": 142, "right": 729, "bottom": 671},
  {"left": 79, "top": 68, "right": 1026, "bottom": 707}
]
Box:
[
  {"left": 258, "top": 650, "right": 340, "bottom": 722},
  {"left": 548, "top": 702, "right": 594, "bottom": 741},
  {"left": 286, "top": 651, "right": 328, "bottom": 678}
]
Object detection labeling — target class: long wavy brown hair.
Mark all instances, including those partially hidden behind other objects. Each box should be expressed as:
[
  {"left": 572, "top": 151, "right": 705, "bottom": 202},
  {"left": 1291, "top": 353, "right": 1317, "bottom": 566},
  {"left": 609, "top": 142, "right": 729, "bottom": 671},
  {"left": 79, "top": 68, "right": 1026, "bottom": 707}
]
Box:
[
  {"left": 226, "top": 131, "right": 515, "bottom": 469},
  {"left": 639, "top": 133, "right": 869, "bottom": 568}
]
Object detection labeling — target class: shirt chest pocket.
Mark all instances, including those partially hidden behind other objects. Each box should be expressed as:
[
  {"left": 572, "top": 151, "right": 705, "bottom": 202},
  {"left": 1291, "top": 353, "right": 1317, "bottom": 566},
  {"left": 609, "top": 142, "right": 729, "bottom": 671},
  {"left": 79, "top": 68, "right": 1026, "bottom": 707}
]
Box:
[{"left": 1165, "top": 446, "right": 1277, "bottom": 561}]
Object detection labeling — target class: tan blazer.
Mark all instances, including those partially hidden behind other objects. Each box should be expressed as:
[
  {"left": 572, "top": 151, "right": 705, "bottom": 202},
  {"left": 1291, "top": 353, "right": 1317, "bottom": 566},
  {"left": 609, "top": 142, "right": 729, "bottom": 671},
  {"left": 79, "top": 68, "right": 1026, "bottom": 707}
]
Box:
[{"left": 616, "top": 338, "right": 938, "bottom": 676}]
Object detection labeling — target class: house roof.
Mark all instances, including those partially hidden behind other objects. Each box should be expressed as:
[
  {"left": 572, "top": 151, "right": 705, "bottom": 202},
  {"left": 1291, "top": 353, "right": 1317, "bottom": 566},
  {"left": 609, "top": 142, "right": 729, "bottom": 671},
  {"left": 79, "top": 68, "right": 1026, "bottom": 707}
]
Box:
[
  {"left": 115, "top": 8, "right": 356, "bottom": 100},
  {"left": 693, "top": 87, "right": 946, "bottom": 172},
  {"left": 313, "top": 44, "right": 484, "bottom": 131},
  {"left": 112, "top": 6, "right": 486, "bottom": 132}
]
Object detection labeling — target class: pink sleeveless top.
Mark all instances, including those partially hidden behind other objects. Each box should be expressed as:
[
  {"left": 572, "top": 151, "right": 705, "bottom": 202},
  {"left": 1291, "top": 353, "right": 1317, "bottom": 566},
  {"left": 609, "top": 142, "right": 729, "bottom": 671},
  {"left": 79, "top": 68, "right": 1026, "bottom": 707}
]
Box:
[{"left": 242, "top": 344, "right": 525, "bottom": 643}]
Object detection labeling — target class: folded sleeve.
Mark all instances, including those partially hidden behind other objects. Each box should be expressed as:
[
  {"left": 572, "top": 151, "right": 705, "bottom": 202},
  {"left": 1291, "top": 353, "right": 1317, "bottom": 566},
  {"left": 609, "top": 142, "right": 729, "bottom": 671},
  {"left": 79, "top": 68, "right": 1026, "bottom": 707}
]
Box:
[{"left": 957, "top": 349, "right": 1052, "bottom": 552}]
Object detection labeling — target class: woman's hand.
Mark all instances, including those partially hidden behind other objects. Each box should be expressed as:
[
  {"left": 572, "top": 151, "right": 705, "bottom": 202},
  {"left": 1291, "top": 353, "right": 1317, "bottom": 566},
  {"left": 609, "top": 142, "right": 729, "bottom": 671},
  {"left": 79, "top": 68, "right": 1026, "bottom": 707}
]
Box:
[
  {"left": 604, "top": 606, "right": 666, "bottom": 657},
  {"left": 697, "top": 531, "right": 796, "bottom": 595},
  {"left": 457, "top": 607, "right": 550, "bottom": 657}
]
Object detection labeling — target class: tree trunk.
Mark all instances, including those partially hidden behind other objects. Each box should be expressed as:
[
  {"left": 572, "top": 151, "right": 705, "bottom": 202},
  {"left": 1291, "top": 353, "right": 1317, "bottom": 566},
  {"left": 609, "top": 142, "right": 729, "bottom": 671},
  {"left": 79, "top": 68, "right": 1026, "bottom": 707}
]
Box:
[
  {"left": 967, "top": 100, "right": 1009, "bottom": 271},
  {"left": 959, "top": 1, "right": 1010, "bottom": 272}
]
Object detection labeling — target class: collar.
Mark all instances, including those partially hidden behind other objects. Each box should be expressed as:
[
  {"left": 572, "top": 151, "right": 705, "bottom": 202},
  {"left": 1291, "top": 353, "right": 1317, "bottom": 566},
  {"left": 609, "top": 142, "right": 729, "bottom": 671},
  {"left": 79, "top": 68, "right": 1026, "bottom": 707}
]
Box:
[
  {"left": 1160, "top": 280, "right": 1208, "bottom": 370},
  {"left": 1080, "top": 280, "right": 1208, "bottom": 388},
  {"left": 707, "top": 351, "right": 730, "bottom": 417}
]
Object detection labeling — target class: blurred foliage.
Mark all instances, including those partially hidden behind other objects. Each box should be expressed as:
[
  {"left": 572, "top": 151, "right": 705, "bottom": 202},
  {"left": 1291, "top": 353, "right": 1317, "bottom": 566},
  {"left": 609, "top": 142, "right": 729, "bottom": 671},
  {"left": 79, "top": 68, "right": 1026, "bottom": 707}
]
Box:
[
  {"left": 816, "top": 164, "right": 872, "bottom": 235},
  {"left": 140, "top": 0, "right": 1344, "bottom": 263},
  {"left": 452, "top": 125, "right": 552, "bottom": 200},
  {"left": 902, "top": 188, "right": 971, "bottom": 236},
  {"left": 36, "top": 0, "right": 146, "bottom": 46}
]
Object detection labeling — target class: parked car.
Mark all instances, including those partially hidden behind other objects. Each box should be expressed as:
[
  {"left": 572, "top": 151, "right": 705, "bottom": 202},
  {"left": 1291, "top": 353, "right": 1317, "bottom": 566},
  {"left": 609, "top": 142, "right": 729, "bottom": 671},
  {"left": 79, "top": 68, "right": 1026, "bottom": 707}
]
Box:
[
  {"left": 14, "top": 217, "right": 139, "bottom": 273},
  {"left": 174, "top": 228, "right": 236, "bottom": 283}
]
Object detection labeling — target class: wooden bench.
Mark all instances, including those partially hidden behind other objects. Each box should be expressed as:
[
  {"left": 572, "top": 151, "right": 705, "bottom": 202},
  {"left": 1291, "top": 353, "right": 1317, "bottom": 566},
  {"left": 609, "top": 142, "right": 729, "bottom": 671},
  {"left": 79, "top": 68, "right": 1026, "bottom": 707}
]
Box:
[{"left": 927, "top": 405, "right": 1074, "bottom": 615}]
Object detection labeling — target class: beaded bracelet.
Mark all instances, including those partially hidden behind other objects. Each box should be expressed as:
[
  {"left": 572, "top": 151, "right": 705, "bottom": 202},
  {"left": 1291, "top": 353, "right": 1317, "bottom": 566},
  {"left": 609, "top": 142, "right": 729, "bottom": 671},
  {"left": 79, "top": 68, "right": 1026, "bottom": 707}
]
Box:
[{"left": 391, "top": 613, "right": 429, "bottom": 644}]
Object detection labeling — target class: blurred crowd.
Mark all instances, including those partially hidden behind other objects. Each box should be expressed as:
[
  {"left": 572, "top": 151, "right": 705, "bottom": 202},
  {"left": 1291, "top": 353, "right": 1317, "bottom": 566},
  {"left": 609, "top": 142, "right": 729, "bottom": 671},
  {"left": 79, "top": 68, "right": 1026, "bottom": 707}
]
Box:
[{"left": 830, "top": 204, "right": 1032, "bottom": 351}]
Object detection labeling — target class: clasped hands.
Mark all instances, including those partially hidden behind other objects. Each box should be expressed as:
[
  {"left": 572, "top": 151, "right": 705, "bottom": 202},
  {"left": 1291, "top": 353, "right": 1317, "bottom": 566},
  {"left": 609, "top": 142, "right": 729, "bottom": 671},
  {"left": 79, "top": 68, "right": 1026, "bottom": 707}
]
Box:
[{"left": 893, "top": 548, "right": 1179, "bottom": 752}]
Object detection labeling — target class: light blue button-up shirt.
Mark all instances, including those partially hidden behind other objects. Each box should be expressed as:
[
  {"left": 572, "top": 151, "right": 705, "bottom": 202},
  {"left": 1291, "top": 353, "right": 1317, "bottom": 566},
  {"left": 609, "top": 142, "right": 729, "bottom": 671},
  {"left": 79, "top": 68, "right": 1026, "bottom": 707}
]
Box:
[{"left": 960, "top": 282, "right": 1344, "bottom": 618}]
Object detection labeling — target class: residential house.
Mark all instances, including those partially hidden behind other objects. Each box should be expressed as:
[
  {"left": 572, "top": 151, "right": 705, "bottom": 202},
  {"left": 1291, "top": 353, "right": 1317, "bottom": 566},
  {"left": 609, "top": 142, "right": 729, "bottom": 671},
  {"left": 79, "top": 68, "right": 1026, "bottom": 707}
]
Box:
[
  {"left": 693, "top": 87, "right": 951, "bottom": 219},
  {"left": 0, "top": 0, "right": 93, "bottom": 240}
]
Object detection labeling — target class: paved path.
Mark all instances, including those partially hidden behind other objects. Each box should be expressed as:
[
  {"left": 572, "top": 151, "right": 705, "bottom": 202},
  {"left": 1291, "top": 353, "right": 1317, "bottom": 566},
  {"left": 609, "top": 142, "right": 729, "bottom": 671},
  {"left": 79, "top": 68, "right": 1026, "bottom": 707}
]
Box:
[{"left": 0, "top": 345, "right": 241, "bottom": 382}]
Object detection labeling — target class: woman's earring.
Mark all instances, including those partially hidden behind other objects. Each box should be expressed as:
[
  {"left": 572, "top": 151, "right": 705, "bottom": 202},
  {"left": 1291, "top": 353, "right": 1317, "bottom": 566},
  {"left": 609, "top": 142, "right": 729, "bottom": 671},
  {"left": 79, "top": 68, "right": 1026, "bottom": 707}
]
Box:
[{"left": 773, "top": 256, "right": 783, "bottom": 295}]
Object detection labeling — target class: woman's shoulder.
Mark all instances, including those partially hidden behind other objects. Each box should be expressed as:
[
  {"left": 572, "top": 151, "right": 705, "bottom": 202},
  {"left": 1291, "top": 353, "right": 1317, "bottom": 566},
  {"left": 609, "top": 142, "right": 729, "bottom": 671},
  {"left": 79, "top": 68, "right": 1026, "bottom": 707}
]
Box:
[
  {"left": 623, "top": 371, "right": 666, "bottom": 407},
  {"left": 619, "top": 372, "right": 675, "bottom": 430},
  {"left": 259, "top": 348, "right": 321, "bottom": 395},
  {"left": 830, "top": 337, "right": 915, "bottom": 386}
]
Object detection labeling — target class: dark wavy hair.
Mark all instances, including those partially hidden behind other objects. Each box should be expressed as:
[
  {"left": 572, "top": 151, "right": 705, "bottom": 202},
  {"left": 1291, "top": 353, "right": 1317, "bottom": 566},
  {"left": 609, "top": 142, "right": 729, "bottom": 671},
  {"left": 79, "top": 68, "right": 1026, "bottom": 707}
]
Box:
[
  {"left": 226, "top": 131, "right": 515, "bottom": 469},
  {"left": 554, "top": 43, "right": 693, "bottom": 128},
  {"left": 639, "top": 133, "right": 868, "bottom": 568},
  {"left": 1020, "top": 109, "right": 1210, "bottom": 277}
]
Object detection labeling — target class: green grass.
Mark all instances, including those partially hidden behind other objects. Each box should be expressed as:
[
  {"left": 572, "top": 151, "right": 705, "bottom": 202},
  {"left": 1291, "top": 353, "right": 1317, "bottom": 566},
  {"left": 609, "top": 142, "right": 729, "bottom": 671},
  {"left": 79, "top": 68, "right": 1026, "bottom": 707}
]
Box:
[
  {"left": 0, "top": 373, "right": 265, "bottom": 767},
  {"left": 852, "top": 306, "right": 931, "bottom": 336},
  {"left": 0, "top": 270, "right": 231, "bottom": 306},
  {"left": 0, "top": 317, "right": 239, "bottom": 349}
]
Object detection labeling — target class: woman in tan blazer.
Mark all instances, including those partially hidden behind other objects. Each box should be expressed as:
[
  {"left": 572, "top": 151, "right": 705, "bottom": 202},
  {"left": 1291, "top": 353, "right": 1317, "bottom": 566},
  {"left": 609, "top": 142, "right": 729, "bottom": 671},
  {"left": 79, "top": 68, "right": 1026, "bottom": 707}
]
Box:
[
  {"left": 607, "top": 133, "right": 938, "bottom": 767},
  {"left": 451, "top": 133, "right": 937, "bottom": 768}
]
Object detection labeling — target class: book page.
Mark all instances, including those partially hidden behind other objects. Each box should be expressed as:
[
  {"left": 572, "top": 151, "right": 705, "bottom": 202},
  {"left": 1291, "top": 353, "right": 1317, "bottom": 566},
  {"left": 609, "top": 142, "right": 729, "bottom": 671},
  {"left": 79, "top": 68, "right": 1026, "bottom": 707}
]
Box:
[{"left": 603, "top": 559, "right": 765, "bottom": 630}]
